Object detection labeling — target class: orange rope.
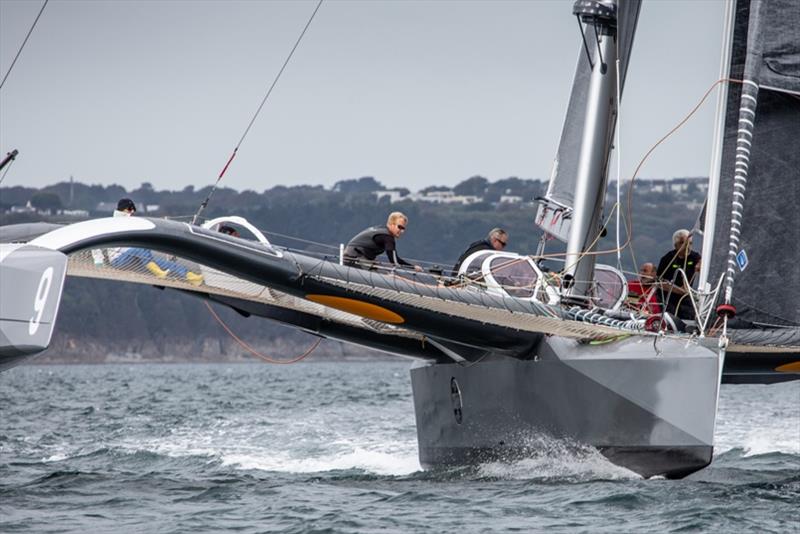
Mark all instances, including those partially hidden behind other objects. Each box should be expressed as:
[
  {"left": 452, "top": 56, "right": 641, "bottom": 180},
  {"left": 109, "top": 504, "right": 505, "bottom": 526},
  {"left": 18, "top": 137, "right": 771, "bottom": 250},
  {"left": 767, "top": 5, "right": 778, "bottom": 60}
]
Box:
[
  {"left": 622, "top": 78, "right": 744, "bottom": 255},
  {"left": 204, "top": 301, "right": 320, "bottom": 364}
]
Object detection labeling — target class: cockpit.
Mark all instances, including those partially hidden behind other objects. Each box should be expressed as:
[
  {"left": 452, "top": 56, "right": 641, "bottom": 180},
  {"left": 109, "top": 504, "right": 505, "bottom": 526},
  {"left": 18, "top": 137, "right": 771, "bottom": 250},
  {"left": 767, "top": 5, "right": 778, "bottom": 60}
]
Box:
[{"left": 456, "top": 251, "right": 627, "bottom": 310}]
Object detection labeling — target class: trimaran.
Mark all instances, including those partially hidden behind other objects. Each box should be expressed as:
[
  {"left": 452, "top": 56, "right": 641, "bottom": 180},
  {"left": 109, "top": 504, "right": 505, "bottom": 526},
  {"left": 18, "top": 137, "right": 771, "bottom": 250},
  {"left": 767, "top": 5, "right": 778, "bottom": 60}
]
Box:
[{"left": 1, "top": 0, "right": 798, "bottom": 479}]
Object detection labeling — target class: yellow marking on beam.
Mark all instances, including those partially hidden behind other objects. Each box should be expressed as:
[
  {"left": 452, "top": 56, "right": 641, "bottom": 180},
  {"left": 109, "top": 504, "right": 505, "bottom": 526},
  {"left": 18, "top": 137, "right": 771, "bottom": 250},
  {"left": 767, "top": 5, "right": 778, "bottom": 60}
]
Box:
[
  {"left": 775, "top": 361, "right": 800, "bottom": 373},
  {"left": 306, "top": 294, "right": 405, "bottom": 324}
]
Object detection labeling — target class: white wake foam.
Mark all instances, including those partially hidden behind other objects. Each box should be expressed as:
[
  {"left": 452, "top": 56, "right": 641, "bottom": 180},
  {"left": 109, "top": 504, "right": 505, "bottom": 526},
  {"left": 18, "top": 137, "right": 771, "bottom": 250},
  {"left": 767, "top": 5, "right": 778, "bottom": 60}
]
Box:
[
  {"left": 223, "top": 445, "right": 421, "bottom": 476},
  {"left": 714, "top": 383, "right": 800, "bottom": 456},
  {"left": 112, "top": 413, "right": 422, "bottom": 477},
  {"left": 475, "top": 435, "right": 641, "bottom": 481},
  {"left": 477, "top": 453, "right": 639, "bottom": 481}
]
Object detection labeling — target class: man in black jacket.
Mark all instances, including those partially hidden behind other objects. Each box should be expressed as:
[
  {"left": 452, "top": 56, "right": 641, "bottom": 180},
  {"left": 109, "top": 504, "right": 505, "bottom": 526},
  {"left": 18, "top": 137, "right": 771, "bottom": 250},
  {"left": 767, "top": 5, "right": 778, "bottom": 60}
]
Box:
[
  {"left": 657, "top": 228, "right": 701, "bottom": 319},
  {"left": 452, "top": 228, "right": 509, "bottom": 275},
  {"left": 343, "top": 212, "right": 421, "bottom": 271}
]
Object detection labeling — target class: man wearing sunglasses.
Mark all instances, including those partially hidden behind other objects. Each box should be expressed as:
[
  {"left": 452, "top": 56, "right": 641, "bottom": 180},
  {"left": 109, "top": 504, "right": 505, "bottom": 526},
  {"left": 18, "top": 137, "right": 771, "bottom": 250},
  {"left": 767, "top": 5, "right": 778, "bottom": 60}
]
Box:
[
  {"left": 343, "top": 211, "right": 422, "bottom": 271},
  {"left": 452, "top": 227, "right": 509, "bottom": 275}
]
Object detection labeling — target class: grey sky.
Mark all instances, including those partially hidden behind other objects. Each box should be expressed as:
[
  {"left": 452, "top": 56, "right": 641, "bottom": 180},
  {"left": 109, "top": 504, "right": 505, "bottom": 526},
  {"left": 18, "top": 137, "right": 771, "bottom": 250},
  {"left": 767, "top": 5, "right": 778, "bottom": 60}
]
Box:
[{"left": 1, "top": 0, "right": 725, "bottom": 192}]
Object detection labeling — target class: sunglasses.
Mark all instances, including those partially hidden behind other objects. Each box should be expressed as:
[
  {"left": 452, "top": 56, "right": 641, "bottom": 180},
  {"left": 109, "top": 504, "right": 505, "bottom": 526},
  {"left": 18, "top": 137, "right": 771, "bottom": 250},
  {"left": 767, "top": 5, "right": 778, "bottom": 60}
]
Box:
[
  {"left": 495, "top": 238, "right": 507, "bottom": 247},
  {"left": 396, "top": 224, "right": 406, "bottom": 231}
]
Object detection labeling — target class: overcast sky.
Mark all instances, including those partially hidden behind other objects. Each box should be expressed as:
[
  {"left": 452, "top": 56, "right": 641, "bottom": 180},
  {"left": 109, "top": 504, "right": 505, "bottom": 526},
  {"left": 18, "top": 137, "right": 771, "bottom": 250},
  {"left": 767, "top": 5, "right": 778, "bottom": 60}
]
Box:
[{"left": 1, "top": 0, "right": 726, "bottom": 193}]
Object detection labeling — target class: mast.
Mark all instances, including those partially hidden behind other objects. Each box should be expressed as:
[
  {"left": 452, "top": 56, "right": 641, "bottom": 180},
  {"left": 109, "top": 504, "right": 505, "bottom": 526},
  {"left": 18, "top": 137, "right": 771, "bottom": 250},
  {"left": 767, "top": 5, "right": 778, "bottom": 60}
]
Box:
[{"left": 562, "top": 0, "right": 619, "bottom": 299}]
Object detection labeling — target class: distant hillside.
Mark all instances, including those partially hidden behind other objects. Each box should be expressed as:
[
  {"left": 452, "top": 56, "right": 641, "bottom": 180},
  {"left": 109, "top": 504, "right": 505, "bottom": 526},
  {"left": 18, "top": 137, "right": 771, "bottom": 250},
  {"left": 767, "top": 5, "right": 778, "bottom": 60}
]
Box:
[{"left": 1, "top": 176, "right": 708, "bottom": 363}]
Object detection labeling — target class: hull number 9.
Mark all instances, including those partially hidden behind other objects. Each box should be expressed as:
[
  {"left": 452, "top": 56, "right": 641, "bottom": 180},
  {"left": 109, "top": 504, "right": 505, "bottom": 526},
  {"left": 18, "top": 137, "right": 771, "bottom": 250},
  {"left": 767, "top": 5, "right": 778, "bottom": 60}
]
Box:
[{"left": 29, "top": 267, "right": 54, "bottom": 336}]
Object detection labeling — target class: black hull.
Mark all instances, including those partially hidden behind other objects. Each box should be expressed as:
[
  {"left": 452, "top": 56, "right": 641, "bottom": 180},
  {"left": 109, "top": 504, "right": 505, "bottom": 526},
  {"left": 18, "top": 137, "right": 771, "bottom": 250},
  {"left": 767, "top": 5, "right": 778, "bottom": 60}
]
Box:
[
  {"left": 723, "top": 349, "right": 800, "bottom": 384},
  {"left": 598, "top": 446, "right": 713, "bottom": 480}
]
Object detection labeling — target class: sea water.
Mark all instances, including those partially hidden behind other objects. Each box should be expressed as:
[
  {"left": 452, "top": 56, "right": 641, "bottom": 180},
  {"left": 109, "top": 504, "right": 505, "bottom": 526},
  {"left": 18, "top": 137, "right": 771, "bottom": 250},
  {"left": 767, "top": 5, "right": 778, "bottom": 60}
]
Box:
[{"left": 1, "top": 362, "right": 798, "bottom": 533}]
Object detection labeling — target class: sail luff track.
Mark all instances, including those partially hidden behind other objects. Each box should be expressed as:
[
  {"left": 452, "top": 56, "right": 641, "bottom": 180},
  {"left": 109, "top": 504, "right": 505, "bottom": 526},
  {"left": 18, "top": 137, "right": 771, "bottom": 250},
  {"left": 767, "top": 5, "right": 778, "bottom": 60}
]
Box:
[{"left": 723, "top": 79, "right": 758, "bottom": 305}]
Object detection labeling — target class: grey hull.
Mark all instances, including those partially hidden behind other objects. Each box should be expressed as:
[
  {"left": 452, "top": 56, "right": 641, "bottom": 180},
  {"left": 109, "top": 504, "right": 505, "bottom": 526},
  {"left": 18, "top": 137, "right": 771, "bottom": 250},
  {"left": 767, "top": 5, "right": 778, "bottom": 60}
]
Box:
[
  {"left": 411, "top": 336, "right": 720, "bottom": 479},
  {"left": 0, "top": 244, "right": 68, "bottom": 371}
]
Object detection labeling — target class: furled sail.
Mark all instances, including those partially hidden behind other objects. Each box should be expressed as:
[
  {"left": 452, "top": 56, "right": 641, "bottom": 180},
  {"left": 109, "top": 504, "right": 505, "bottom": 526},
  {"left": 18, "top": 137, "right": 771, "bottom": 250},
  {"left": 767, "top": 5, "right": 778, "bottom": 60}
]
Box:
[
  {"left": 704, "top": 0, "right": 800, "bottom": 329},
  {"left": 536, "top": 0, "right": 641, "bottom": 242}
]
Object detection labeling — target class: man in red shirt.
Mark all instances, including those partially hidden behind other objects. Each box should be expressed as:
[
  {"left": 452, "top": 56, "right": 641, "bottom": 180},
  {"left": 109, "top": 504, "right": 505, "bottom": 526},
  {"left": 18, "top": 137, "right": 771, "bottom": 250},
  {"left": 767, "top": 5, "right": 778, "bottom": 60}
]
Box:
[{"left": 627, "top": 262, "right": 662, "bottom": 315}]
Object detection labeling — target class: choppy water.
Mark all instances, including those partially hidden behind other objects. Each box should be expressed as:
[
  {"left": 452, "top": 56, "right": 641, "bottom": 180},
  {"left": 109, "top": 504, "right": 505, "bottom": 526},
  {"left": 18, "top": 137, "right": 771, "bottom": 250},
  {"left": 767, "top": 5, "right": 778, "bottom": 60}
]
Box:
[{"left": 1, "top": 362, "right": 798, "bottom": 533}]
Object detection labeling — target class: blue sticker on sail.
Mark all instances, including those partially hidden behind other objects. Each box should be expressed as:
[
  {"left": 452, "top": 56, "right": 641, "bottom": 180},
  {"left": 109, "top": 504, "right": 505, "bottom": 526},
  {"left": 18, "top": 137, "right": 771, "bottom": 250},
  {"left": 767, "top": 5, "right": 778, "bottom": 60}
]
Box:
[{"left": 736, "top": 249, "right": 748, "bottom": 271}]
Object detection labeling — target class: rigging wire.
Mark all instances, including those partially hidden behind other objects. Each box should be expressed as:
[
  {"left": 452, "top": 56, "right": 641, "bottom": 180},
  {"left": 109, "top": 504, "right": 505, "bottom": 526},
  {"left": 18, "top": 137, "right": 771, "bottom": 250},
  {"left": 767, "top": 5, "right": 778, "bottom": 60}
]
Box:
[
  {"left": 173, "top": 78, "right": 737, "bottom": 325},
  {"left": 614, "top": 36, "right": 622, "bottom": 270},
  {"left": 538, "top": 79, "right": 733, "bottom": 276},
  {"left": 0, "top": 0, "right": 48, "bottom": 91},
  {"left": 575, "top": 16, "right": 594, "bottom": 69},
  {"left": 204, "top": 301, "right": 320, "bottom": 364},
  {"left": 725, "top": 295, "right": 800, "bottom": 327},
  {"left": 183, "top": 80, "right": 727, "bottom": 278},
  {"left": 591, "top": 20, "right": 606, "bottom": 73},
  {"left": 0, "top": 162, "right": 14, "bottom": 187},
  {"left": 191, "top": 0, "right": 324, "bottom": 225},
  {"left": 262, "top": 228, "right": 340, "bottom": 251},
  {"left": 622, "top": 78, "right": 745, "bottom": 329},
  {"left": 622, "top": 78, "right": 743, "bottom": 257},
  {"left": 541, "top": 77, "right": 743, "bottom": 279}
]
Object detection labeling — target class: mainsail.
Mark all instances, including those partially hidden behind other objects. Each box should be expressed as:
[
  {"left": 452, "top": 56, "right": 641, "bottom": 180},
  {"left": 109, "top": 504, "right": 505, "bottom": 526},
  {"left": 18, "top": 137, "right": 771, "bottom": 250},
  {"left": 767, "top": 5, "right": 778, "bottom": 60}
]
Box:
[{"left": 702, "top": 0, "right": 800, "bottom": 330}]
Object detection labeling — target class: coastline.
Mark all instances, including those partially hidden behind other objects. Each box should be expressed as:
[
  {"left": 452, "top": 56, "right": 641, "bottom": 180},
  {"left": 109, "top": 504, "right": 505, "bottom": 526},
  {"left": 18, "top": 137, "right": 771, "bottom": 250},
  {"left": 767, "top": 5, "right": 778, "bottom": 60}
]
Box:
[{"left": 31, "top": 335, "right": 405, "bottom": 365}]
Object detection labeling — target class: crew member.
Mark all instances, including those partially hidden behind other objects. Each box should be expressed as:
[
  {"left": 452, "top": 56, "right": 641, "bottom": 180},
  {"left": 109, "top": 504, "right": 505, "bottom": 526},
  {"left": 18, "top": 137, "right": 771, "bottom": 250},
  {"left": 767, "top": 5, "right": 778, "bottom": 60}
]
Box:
[
  {"left": 452, "top": 228, "right": 508, "bottom": 275},
  {"left": 343, "top": 212, "right": 421, "bottom": 271},
  {"left": 218, "top": 225, "right": 240, "bottom": 237},
  {"left": 627, "top": 262, "right": 662, "bottom": 315},
  {"left": 657, "top": 229, "right": 701, "bottom": 319},
  {"left": 108, "top": 198, "right": 203, "bottom": 286}
]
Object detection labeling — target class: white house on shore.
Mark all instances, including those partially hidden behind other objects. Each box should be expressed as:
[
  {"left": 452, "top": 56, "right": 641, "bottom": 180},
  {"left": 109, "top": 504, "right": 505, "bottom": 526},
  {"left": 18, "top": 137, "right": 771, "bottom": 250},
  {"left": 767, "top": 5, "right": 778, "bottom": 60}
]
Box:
[
  {"left": 372, "top": 189, "right": 482, "bottom": 205},
  {"left": 619, "top": 177, "right": 709, "bottom": 194},
  {"left": 372, "top": 190, "right": 407, "bottom": 203}
]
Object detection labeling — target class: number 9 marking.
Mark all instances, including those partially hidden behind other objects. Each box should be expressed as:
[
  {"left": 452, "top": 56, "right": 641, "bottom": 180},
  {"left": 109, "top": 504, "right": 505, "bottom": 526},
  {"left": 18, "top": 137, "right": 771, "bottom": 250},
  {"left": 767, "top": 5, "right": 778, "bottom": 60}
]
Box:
[{"left": 29, "top": 267, "right": 54, "bottom": 336}]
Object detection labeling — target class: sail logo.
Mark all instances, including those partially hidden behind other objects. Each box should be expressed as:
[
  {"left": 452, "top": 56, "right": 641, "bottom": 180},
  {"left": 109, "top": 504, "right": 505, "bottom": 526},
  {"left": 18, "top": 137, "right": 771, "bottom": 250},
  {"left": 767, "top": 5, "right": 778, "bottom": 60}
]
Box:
[{"left": 736, "top": 250, "right": 749, "bottom": 272}]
